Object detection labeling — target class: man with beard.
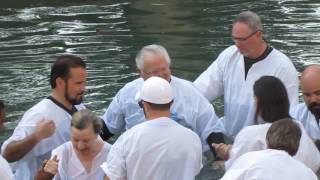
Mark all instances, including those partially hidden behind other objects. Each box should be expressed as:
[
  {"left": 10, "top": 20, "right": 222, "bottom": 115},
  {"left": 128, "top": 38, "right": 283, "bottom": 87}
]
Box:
[
  {"left": 291, "top": 64, "right": 320, "bottom": 150},
  {"left": 1, "top": 55, "right": 87, "bottom": 180}
]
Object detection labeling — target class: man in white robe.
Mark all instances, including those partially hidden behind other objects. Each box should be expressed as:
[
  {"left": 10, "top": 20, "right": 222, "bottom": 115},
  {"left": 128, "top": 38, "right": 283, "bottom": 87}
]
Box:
[
  {"left": 100, "top": 44, "right": 224, "bottom": 153},
  {"left": 291, "top": 64, "right": 320, "bottom": 150},
  {"left": 1, "top": 55, "right": 87, "bottom": 180},
  {"left": 194, "top": 11, "right": 298, "bottom": 138},
  {"left": 102, "top": 77, "right": 203, "bottom": 180}
]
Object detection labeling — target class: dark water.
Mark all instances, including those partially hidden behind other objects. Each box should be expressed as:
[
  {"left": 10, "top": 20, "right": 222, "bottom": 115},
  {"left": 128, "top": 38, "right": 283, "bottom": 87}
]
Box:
[{"left": 1, "top": 0, "right": 320, "bottom": 179}]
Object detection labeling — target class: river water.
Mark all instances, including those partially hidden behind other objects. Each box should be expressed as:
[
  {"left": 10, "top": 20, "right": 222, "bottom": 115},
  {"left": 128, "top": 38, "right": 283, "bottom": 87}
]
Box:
[{"left": 1, "top": 0, "right": 320, "bottom": 179}]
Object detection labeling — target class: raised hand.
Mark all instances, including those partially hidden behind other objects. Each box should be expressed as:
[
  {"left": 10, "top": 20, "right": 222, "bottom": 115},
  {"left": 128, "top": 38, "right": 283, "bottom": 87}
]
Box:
[{"left": 34, "top": 120, "right": 56, "bottom": 140}]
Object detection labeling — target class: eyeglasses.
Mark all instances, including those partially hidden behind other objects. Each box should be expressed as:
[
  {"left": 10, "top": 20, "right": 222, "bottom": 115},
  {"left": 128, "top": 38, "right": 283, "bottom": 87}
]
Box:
[
  {"left": 232, "top": 31, "right": 259, "bottom": 43},
  {"left": 138, "top": 101, "right": 144, "bottom": 108},
  {"left": 142, "top": 64, "right": 169, "bottom": 76}
]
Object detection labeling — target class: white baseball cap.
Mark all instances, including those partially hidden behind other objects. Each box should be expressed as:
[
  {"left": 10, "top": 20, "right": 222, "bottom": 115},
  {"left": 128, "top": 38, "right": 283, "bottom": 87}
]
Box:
[{"left": 135, "top": 76, "right": 173, "bottom": 104}]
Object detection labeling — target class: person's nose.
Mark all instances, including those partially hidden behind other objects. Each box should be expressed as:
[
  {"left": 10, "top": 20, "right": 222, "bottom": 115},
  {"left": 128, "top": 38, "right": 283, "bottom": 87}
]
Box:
[{"left": 77, "top": 142, "right": 85, "bottom": 150}]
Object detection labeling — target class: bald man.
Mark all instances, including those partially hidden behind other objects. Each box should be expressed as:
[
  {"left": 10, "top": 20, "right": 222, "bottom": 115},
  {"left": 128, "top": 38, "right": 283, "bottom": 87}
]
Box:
[{"left": 291, "top": 64, "right": 320, "bottom": 150}]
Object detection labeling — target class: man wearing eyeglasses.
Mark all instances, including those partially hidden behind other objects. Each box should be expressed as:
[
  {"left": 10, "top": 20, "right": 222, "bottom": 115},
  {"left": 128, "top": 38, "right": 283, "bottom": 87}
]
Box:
[
  {"left": 194, "top": 11, "right": 299, "bottom": 139},
  {"left": 100, "top": 44, "right": 224, "bottom": 155}
]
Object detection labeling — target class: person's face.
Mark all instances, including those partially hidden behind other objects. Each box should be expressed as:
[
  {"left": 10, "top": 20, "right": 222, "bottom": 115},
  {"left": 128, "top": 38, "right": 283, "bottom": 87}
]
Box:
[
  {"left": 139, "top": 53, "right": 171, "bottom": 82},
  {"left": 232, "top": 22, "right": 261, "bottom": 58},
  {"left": 64, "top": 67, "right": 87, "bottom": 105},
  {"left": 301, "top": 76, "right": 320, "bottom": 118},
  {"left": 71, "top": 125, "right": 97, "bottom": 155}
]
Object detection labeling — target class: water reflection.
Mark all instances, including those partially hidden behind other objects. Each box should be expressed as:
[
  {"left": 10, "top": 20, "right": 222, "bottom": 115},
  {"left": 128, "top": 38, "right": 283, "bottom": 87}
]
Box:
[{"left": 0, "top": 0, "right": 320, "bottom": 179}]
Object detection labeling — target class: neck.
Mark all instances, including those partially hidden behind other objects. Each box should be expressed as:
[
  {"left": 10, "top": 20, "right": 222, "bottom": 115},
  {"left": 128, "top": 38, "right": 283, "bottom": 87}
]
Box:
[
  {"left": 51, "top": 90, "right": 73, "bottom": 110},
  {"left": 146, "top": 111, "right": 170, "bottom": 120},
  {"left": 249, "top": 41, "right": 268, "bottom": 59}
]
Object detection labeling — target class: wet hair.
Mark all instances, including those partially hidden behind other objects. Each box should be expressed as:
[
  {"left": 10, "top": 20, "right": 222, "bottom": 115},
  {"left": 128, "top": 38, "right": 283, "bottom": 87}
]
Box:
[
  {"left": 135, "top": 44, "right": 171, "bottom": 70},
  {"left": 266, "top": 118, "right": 301, "bottom": 156},
  {"left": 254, "top": 76, "right": 290, "bottom": 123},
  {"left": 71, "top": 109, "right": 102, "bottom": 134},
  {"left": 233, "top": 11, "right": 263, "bottom": 32},
  {"left": 50, "top": 54, "right": 86, "bottom": 89}
]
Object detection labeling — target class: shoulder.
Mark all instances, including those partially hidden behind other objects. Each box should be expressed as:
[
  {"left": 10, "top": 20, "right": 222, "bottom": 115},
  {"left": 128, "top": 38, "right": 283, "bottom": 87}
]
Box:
[
  {"left": 237, "top": 124, "right": 270, "bottom": 137},
  {"left": 234, "top": 124, "right": 270, "bottom": 146},
  {"left": 121, "top": 78, "right": 143, "bottom": 90},
  {"left": 52, "top": 141, "right": 72, "bottom": 157},
  {"left": 171, "top": 76, "right": 206, "bottom": 97},
  {"left": 115, "top": 78, "right": 143, "bottom": 98},
  {"left": 171, "top": 76, "right": 195, "bottom": 90},
  {"left": 291, "top": 103, "right": 307, "bottom": 114},
  {"left": 268, "top": 48, "right": 294, "bottom": 66}
]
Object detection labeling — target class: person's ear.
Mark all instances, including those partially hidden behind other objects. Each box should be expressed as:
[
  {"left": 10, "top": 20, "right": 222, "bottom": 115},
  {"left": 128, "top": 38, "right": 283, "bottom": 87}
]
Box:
[{"left": 56, "top": 77, "right": 65, "bottom": 88}]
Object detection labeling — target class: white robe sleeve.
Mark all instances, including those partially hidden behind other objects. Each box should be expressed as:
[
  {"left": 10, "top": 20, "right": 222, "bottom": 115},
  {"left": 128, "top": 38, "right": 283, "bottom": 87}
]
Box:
[
  {"left": 103, "top": 138, "right": 127, "bottom": 180},
  {"left": 225, "top": 126, "right": 266, "bottom": 170},
  {"left": 193, "top": 53, "right": 225, "bottom": 102},
  {"left": 102, "top": 90, "right": 126, "bottom": 134}
]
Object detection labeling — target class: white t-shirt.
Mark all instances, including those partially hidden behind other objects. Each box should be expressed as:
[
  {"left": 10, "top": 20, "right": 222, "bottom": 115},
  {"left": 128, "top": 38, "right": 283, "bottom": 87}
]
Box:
[
  {"left": 221, "top": 149, "right": 317, "bottom": 180},
  {"left": 103, "top": 76, "right": 222, "bottom": 151},
  {"left": 194, "top": 45, "right": 299, "bottom": 138},
  {"left": 1, "top": 98, "right": 85, "bottom": 180},
  {"left": 0, "top": 155, "right": 14, "bottom": 180},
  {"left": 225, "top": 122, "right": 320, "bottom": 172},
  {"left": 101, "top": 117, "right": 203, "bottom": 180},
  {"left": 52, "top": 141, "right": 111, "bottom": 180},
  {"left": 291, "top": 103, "right": 320, "bottom": 140}
]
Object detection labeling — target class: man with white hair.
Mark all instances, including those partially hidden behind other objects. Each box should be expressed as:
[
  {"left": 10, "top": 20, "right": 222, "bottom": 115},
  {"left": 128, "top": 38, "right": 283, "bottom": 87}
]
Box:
[
  {"left": 101, "top": 76, "right": 202, "bottom": 180},
  {"left": 100, "top": 44, "right": 224, "bottom": 154}
]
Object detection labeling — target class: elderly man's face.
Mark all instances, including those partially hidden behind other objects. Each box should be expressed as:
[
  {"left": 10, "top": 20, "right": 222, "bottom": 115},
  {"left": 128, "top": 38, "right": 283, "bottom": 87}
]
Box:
[
  {"left": 139, "top": 53, "right": 171, "bottom": 82},
  {"left": 301, "top": 75, "right": 320, "bottom": 119},
  {"left": 71, "top": 124, "right": 97, "bottom": 155}
]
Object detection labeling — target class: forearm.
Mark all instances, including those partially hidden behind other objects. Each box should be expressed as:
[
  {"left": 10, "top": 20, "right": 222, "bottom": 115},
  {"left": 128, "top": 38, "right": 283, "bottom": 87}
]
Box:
[
  {"left": 3, "top": 133, "right": 41, "bottom": 162},
  {"left": 100, "top": 121, "right": 114, "bottom": 141}
]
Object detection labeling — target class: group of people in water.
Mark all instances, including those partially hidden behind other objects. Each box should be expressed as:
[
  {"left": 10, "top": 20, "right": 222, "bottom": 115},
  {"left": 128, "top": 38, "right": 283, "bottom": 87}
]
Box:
[{"left": 0, "top": 10, "right": 320, "bottom": 180}]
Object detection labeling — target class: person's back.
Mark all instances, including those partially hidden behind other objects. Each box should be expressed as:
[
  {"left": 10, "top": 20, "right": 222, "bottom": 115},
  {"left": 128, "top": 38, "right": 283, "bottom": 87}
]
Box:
[
  {"left": 222, "top": 149, "right": 317, "bottom": 180},
  {"left": 225, "top": 122, "right": 320, "bottom": 172},
  {"left": 106, "top": 117, "right": 202, "bottom": 180},
  {"left": 102, "top": 76, "right": 203, "bottom": 180}
]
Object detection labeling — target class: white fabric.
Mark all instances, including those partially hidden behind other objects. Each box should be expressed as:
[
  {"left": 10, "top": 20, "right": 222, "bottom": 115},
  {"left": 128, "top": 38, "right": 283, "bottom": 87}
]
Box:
[
  {"left": 291, "top": 103, "right": 320, "bottom": 140},
  {"left": 194, "top": 45, "right": 299, "bottom": 138},
  {"left": 225, "top": 122, "right": 320, "bottom": 172},
  {"left": 0, "top": 155, "right": 14, "bottom": 180},
  {"left": 221, "top": 149, "right": 317, "bottom": 180},
  {"left": 1, "top": 98, "right": 85, "bottom": 180},
  {"left": 52, "top": 141, "right": 111, "bottom": 180},
  {"left": 103, "top": 76, "right": 222, "bottom": 150},
  {"left": 102, "top": 117, "right": 202, "bottom": 180}
]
